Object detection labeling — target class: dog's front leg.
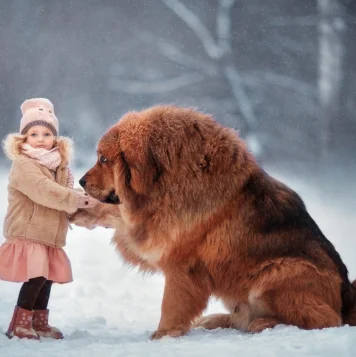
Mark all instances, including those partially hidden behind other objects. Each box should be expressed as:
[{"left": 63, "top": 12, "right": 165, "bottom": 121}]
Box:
[{"left": 150, "top": 265, "right": 211, "bottom": 340}]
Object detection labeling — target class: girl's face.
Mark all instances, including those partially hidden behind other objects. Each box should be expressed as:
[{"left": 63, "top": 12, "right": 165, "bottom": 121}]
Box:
[{"left": 26, "top": 125, "right": 55, "bottom": 150}]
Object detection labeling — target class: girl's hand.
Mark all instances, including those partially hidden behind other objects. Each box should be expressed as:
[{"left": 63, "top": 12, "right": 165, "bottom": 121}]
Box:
[{"left": 77, "top": 192, "right": 99, "bottom": 209}]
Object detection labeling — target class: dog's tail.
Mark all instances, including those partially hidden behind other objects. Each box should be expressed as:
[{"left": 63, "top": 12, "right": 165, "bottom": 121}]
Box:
[{"left": 343, "top": 280, "right": 356, "bottom": 326}]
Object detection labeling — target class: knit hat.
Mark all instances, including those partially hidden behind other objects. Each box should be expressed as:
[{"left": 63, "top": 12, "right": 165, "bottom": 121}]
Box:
[{"left": 19, "top": 98, "right": 59, "bottom": 136}]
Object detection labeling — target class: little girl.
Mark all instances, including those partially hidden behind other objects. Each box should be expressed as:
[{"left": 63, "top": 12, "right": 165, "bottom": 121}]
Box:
[{"left": 0, "top": 98, "right": 97, "bottom": 340}]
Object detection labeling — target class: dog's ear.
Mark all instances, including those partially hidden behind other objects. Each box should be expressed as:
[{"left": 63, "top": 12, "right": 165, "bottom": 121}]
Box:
[
  {"left": 117, "top": 111, "right": 167, "bottom": 197},
  {"left": 128, "top": 145, "right": 164, "bottom": 196},
  {"left": 100, "top": 128, "right": 120, "bottom": 157}
]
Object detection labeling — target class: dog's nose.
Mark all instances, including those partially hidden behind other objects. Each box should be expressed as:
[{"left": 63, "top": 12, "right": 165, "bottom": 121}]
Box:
[{"left": 79, "top": 176, "right": 86, "bottom": 188}]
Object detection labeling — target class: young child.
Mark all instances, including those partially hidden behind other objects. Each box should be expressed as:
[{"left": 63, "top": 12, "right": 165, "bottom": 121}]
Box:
[{"left": 0, "top": 98, "right": 98, "bottom": 340}]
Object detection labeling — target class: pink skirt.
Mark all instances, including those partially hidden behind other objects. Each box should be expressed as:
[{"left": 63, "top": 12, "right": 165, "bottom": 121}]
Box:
[{"left": 0, "top": 238, "right": 73, "bottom": 283}]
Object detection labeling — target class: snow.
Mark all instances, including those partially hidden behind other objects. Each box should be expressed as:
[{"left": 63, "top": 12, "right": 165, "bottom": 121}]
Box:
[{"left": 0, "top": 168, "right": 356, "bottom": 356}]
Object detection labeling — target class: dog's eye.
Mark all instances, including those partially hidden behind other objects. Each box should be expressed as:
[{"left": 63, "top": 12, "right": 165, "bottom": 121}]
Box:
[{"left": 99, "top": 155, "right": 108, "bottom": 164}]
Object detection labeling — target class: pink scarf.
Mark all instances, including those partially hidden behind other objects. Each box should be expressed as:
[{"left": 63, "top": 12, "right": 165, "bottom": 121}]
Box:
[
  {"left": 21, "top": 143, "right": 74, "bottom": 188},
  {"left": 21, "top": 143, "right": 62, "bottom": 171}
]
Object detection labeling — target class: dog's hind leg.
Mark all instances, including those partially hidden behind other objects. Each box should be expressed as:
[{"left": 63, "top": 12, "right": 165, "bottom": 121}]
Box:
[
  {"left": 260, "top": 290, "right": 342, "bottom": 330},
  {"left": 194, "top": 313, "right": 232, "bottom": 330},
  {"left": 343, "top": 280, "right": 356, "bottom": 326}
]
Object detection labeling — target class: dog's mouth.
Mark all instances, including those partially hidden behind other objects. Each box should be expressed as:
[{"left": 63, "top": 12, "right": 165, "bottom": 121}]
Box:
[{"left": 103, "top": 190, "right": 121, "bottom": 205}]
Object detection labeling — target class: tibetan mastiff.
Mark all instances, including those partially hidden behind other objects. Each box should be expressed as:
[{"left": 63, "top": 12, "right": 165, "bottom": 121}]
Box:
[{"left": 72, "top": 105, "right": 356, "bottom": 339}]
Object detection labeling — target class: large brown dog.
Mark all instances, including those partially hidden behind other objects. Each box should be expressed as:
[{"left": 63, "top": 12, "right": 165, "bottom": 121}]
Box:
[{"left": 72, "top": 105, "right": 356, "bottom": 339}]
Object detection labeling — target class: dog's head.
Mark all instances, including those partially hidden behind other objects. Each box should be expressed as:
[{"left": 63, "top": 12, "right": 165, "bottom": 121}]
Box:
[
  {"left": 79, "top": 110, "right": 165, "bottom": 208},
  {"left": 79, "top": 126, "right": 121, "bottom": 204},
  {"left": 80, "top": 106, "right": 253, "bottom": 215}
]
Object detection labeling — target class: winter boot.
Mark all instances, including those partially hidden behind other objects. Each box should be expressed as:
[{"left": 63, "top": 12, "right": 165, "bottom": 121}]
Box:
[
  {"left": 6, "top": 306, "right": 39, "bottom": 340},
  {"left": 32, "top": 309, "right": 63, "bottom": 339}
]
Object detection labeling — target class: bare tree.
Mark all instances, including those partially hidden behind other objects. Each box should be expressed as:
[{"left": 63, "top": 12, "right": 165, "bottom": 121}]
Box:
[
  {"left": 317, "top": 0, "right": 346, "bottom": 160},
  {"left": 108, "top": 0, "right": 321, "bottom": 160},
  {"left": 110, "top": 0, "right": 264, "bottom": 155},
  {"left": 2, "top": 0, "right": 354, "bottom": 167}
]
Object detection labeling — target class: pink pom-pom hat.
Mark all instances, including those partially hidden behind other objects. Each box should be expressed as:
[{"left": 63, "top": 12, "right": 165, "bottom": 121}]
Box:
[{"left": 19, "top": 98, "right": 59, "bottom": 136}]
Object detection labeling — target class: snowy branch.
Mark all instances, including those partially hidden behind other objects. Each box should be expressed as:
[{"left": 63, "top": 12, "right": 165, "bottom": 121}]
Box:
[
  {"left": 161, "top": 0, "right": 224, "bottom": 59},
  {"left": 243, "top": 71, "right": 317, "bottom": 97},
  {"left": 270, "top": 15, "right": 318, "bottom": 27},
  {"left": 268, "top": 32, "right": 316, "bottom": 56},
  {"left": 131, "top": 25, "right": 219, "bottom": 77},
  {"left": 242, "top": 71, "right": 320, "bottom": 118},
  {"left": 216, "top": 0, "right": 236, "bottom": 51},
  {"left": 224, "top": 65, "right": 258, "bottom": 128},
  {"left": 318, "top": 0, "right": 345, "bottom": 106},
  {"left": 157, "top": 42, "right": 218, "bottom": 76},
  {"left": 108, "top": 74, "right": 203, "bottom": 94}
]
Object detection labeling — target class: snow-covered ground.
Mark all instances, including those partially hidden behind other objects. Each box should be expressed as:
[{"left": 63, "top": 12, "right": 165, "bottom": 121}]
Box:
[{"left": 0, "top": 168, "right": 356, "bottom": 356}]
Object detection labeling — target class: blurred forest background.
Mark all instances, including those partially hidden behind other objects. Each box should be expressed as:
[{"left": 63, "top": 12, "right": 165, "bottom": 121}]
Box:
[{"left": 0, "top": 0, "right": 355, "bottom": 175}]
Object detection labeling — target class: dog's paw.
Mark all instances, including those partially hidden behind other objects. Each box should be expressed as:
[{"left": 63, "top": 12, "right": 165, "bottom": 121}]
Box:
[
  {"left": 69, "top": 210, "right": 97, "bottom": 230},
  {"left": 150, "top": 328, "right": 187, "bottom": 340},
  {"left": 248, "top": 318, "right": 280, "bottom": 333}
]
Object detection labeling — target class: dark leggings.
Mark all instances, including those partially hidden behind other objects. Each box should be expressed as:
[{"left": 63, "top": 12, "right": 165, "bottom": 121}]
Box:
[{"left": 17, "top": 277, "right": 53, "bottom": 311}]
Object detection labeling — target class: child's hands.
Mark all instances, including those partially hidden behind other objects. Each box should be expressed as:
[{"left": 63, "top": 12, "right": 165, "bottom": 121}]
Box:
[{"left": 77, "top": 192, "right": 99, "bottom": 209}]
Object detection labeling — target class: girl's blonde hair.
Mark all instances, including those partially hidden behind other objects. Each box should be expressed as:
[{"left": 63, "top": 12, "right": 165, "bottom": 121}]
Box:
[{"left": 2, "top": 133, "right": 58, "bottom": 159}]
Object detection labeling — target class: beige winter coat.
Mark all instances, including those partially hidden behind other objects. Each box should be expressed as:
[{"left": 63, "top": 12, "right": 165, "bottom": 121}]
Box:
[{"left": 2, "top": 135, "right": 79, "bottom": 248}]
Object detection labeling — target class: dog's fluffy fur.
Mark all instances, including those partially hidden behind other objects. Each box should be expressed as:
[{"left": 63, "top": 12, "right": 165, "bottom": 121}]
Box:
[{"left": 71, "top": 105, "right": 356, "bottom": 339}]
